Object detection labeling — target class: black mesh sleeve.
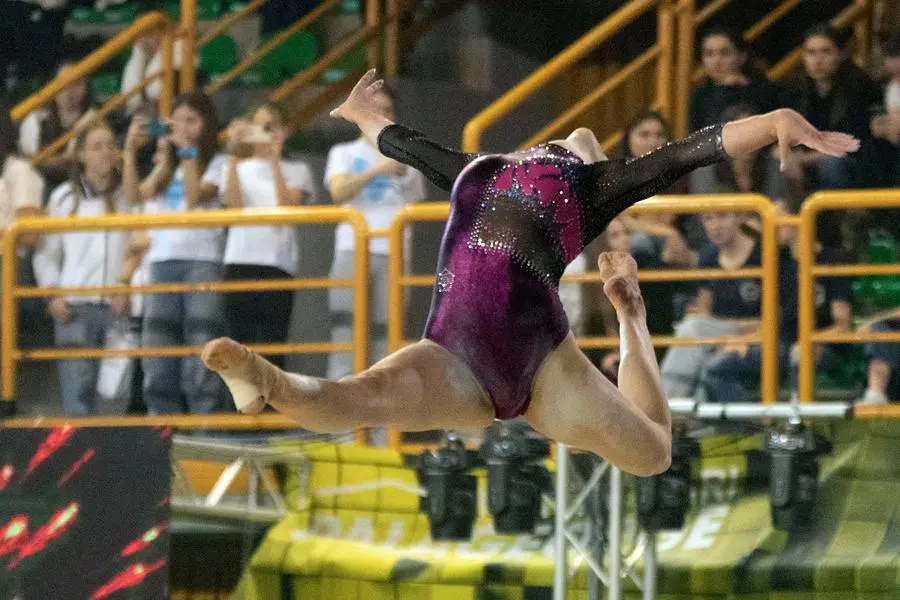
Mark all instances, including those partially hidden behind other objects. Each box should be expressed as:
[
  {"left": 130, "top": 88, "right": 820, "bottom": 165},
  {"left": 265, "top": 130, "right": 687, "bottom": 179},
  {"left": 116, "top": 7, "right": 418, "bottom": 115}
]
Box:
[
  {"left": 377, "top": 124, "right": 483, "bottom": 191},
  {"left": 588, "top": 124, "right": 728, "bottom": 219}
]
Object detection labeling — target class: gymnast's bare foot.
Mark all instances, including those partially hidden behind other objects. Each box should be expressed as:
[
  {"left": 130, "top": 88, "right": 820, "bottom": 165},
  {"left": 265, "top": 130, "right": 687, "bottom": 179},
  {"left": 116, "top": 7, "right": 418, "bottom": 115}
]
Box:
[
  {"left": 598, "top": 252, "right": 644, "bottom": 317},
  {"left": 202, "top": 338, "right": 267, "bottom": 414}
]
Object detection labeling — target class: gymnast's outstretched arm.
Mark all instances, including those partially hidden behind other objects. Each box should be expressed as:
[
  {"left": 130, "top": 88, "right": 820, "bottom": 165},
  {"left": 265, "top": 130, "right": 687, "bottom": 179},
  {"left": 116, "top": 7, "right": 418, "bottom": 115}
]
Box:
[
  {"left": 331, "top": 69, "right": 481, "bottom": 191},
  {"left": 592, "top": 109, "right": 860, "bottom": 219}
]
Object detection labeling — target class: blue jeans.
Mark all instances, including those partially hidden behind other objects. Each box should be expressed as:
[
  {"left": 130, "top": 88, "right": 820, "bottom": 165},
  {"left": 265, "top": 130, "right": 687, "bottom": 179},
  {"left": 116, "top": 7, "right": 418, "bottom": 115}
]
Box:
[
  {"left": 141, "top": 260, "right": 225, "bottom": 415},
  {"left": 53, "top": 303, "right": 113, "bottom": 415}
]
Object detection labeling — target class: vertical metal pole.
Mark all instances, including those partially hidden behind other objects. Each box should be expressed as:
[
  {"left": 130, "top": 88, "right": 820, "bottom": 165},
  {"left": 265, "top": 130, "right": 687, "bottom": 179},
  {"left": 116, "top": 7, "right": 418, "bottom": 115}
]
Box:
[
  {"left": 607, "top": 466, "right": 623, "bottom": 600},
  {"left": 643, "top": 532, "right": 657, "bottom": 600},
  {"left": 180, "top": 0, "right": 197, "bottom": 92},
  {"left": 553, "top": 443, "right": 570, "bottom": 600}
]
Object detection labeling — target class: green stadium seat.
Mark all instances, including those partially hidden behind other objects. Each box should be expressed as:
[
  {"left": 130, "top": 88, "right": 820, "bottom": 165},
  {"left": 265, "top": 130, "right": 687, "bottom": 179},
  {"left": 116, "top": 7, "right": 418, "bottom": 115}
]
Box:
[
  {"left": 269, "top": 30, "right": 318, "bottom": 76},
  {"left": 323, "top": 46, "right": 364, "bottom": 83},
  {"left": 200, "top": 35, "right": 239, "bottom": 79},
  {"left": 70, "top": 2, "right": 137, "bottom": 24}
]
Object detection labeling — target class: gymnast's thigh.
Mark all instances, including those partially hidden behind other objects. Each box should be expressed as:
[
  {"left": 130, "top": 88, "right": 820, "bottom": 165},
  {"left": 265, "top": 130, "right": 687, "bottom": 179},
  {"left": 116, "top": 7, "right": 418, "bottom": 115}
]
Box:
[{"left": 360, "top": 339, "right": 496, "bottom": 432}]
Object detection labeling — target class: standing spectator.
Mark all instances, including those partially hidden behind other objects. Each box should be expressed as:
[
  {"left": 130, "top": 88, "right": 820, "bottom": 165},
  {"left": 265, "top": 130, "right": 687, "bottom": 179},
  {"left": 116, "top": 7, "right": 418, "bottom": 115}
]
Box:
[
  {"left": 121, "top": 32, "right": 184, "bottom": 116},
  {"left": 123, "top": 92, "right": 227, "bottom": 415},
  {"left": 0, "top": 103, "right": 44, "bottom": 361},
  {"left": 19, "top": 59, "right": 96, "bottom": 194},
  {"left": 32, "top": 120, "right": 131, "bottom": 415},
  {"left": 220, "top": 103, "right": 315, "bottom": 369},
  {"left": 324, "top": 83, "right": 426, "bottom": 379},
  {"left": 783, "top": 24, "right": 882, "bottom": 191}
]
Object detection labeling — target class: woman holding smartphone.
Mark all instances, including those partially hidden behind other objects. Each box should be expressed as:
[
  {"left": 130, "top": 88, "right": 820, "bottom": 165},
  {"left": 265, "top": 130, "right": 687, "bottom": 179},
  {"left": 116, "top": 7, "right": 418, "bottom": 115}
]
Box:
[
  {"left": 123, "top": 92, "right": 228, "bottom": 415},
  {"left": 219, "top": 104, "right": 315, "bottom": 369}
]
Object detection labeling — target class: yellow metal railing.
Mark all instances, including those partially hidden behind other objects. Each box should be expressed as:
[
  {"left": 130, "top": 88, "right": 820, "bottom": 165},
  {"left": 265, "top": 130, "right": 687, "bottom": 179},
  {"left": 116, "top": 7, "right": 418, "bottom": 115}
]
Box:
[
  {"left": 1, "top": 207, "right": 370, "bottom": 412},
  {"left": 462, "top": 0, "right": 677, "bottom": 153},
  {"left": 10, "top": 12, "right": 177, "bottom": 166},
  {"left": 386, "top": 195, "right": 780, "bottom": 450},
  {"left": 797, "top": 190, "right": 900, "bottom": 406}
]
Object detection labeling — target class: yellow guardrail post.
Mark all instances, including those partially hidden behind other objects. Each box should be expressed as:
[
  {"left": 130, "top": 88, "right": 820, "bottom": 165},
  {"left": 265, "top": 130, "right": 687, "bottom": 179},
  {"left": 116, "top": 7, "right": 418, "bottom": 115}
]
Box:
[
  {"left": 1, "top": 208, "right": 369, "bottom": 433},
  {"left": 656, "top": 0, "right": 676, "bottom": 121},
  {"left": 181, "top": 0, "right": 198, "bottom": 92},
  {"left": 675, "top": 0, "right": 695, "bottom": 138}
]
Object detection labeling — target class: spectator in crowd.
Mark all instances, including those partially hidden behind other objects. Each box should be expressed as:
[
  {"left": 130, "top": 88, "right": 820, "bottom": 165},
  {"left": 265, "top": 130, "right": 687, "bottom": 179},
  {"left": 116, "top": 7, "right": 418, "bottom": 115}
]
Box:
[
  {"left": 324, "top": 82, "right": 426, "bottom": 380},
  {"left": 856, "top": 307, "right": 900, "bottom": 404},
  {"left": 123, "top": 91, "right": 227, "bottom": 415},
  {"left": 19, "top": 59, "right": 96, "bottom": 194},
  {"left": 689, "top": 25, "right": 785, "bottom": 133},
  {"left": 783, "top": 24, "right": 883, "bottom": 191},
  {"left": 0, "top": 103, "right": 44, "bottom": 361},
  {"left": 32, "top": 120, "right": 131, "bottom": 415},
  {"left": 121, "top": 30, "right": 187, "bottom": 116},
  {"left": 118, "top": 229, "right": 151, "bottom": 414},
  {"left": 659, "top": 212, "right": 769, "bottom": 401},
  {"left": 882, "top": 33, "right": 900, "bottom": 115},
  {"left": 219, "top": 103, "right": 314, "bottom": 370},
  {"left": 871, "top": 33, "right": 900, "bottom": 199}
]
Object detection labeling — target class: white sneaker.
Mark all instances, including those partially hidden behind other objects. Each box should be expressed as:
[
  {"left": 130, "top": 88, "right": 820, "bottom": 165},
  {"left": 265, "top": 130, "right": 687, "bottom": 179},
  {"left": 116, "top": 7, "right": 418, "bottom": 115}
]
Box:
[{"left": 859, "top": 389, "right": 889, "bottom": 405}]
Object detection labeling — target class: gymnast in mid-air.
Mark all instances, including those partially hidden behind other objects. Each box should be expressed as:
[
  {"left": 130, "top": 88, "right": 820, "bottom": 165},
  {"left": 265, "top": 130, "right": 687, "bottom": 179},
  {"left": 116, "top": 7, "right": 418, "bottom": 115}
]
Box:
[{"left": 202, "top": 70, "right": 857, "bottom": 476}]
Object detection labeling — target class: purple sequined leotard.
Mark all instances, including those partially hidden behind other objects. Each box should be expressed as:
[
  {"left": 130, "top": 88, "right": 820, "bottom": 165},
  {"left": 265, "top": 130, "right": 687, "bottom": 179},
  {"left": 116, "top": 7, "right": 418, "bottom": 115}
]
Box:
[{"left": 378, "top": 124, "right": 726, "bottom": 419}]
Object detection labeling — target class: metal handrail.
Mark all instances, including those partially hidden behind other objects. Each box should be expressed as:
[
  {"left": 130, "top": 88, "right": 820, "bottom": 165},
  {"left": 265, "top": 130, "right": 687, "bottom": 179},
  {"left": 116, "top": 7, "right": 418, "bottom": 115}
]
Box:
[{"left": 1, "top": 207, "right": 370, "bottom": 406}]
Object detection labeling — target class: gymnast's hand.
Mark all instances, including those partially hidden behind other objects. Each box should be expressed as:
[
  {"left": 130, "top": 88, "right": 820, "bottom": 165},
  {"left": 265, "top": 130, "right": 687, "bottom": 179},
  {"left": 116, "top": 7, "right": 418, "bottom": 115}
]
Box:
[
  {"left": 330, "top": 69, "right": 387, "bottom": 123},
  {"left": 770, "top": 109, "right": 860, "bottom": 171}
]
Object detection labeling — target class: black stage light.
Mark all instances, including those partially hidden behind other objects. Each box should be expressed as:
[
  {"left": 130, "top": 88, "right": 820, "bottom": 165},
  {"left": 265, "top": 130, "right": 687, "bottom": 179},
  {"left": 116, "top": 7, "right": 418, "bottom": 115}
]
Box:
[
  {"left": 636, "top": 435, "right": 700, "bottom": 532},
  {"left": 765, "top": 422, "right": 832, "bottom": 531},
  {"left": 480, "top": 422, "right": 552, "bottom": 534},
  {"left": 417, "top": 433, "right": 477, "bottom": 541}
]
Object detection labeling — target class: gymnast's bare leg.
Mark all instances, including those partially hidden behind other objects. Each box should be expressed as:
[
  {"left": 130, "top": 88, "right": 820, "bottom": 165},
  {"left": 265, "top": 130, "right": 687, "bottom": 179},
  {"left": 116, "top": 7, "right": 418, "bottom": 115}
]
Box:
[
  {"left": 525, "top": 252, "right": 672, "bottom": 476},
  {"left": 202, "top": 338, "right": 495, "bottom": 433}
]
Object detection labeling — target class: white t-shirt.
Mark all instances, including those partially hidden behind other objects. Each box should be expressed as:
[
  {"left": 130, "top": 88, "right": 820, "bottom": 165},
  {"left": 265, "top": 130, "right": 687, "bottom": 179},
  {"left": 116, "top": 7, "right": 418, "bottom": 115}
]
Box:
[
  {"left": 0, "top": 157, "right": 44, "bottom": 249},
  {"left": 886, "top": 80, "right": 900, "bottom": 113},
  {"left": 220, "top": 158, "right": 315, "bottom": 275},
  {"left": 324, "top": 138, "right": 427, "bottom": 255},
  {"left": 145, "top": 154, "right": 228, "bottom": 264},
  {"left": 19, "top": 108, "right": 97, "bottom": 158},
  {"left": 32, "top": 180, "right": 131, "bottom": 304}
]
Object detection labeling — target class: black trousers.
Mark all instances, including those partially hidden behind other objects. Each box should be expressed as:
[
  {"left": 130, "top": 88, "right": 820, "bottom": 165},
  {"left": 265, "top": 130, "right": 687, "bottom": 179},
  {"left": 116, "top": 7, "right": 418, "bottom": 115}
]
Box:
[{"left": 224, "top": 264, "right": 295, "bottom": 370}]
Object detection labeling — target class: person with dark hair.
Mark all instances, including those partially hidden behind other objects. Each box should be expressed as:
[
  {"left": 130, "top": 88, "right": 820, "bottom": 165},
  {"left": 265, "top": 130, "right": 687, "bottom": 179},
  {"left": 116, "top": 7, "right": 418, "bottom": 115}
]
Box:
[
  {"left": 122, "top": 91, "right": 228, "bottom": 415},
  {"left": 217, "top": 103, "right": 315, "bottom": 369},
  {"left": 200, "top": 71, "right": 857, "bottom": 473},
  {"left": 323, "top": 80, "right": 427, "bottom": 382},
  {"left": 689, "top": 25, "right": 785, "bottom": 132},
  {"left": 689, "top": 25, "right": 785, "bottom": 194},
  {"left": 783, "top": 24, "right": 883, "bottom": 190},
  {"left": 19, "top": 59, "right": 96, "bottom": 194},
  {"left": 32, "top": 120, "right": 131, "bottom": 415}
]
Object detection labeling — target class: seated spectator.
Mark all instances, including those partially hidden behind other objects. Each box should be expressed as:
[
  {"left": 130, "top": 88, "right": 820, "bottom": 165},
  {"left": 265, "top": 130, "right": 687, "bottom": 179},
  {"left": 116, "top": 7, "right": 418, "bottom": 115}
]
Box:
[
  {"left": 689, "top": 25, "right": 785, "bottom": 132},
  {"left": 323, "top": 83, "right": 427, "bottom": 380},
  {"left": 219, "top": 103, "right": 315, "bottom": 370},
  {"left": 0, "top": 103, "right": 44, "bottom": 353},
  {"left": 857, "top": 307, "right": 900, "bottom": 404},
  {"left": 689, "top": 25, "right": 785, "bottom": 195},
  {"left": 123, "top": 92, "right": 228, "bottom": 415},
  {"left": 19, "top": 59, "right": 96, "bottom": 194},
  {"left": 32, "top": 120, "right": 132, "bottom": 416},
  {"left": 783, "top": 24, "right": 882, "bottom": 191},
  {"left": 659, "top": 212, "right": 786, "bottom": 402}
]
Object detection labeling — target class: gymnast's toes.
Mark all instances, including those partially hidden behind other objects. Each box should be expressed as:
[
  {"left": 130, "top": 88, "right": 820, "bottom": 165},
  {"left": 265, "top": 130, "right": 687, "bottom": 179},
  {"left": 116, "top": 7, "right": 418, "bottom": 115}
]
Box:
[{"left": 202, "top": 338, "right": 250, "bottom": 373}]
